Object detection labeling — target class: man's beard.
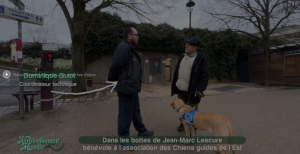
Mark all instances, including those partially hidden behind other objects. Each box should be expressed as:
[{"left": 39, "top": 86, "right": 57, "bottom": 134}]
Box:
[{"left": 131, "top": 40, "right": 138, "bottom": 46}]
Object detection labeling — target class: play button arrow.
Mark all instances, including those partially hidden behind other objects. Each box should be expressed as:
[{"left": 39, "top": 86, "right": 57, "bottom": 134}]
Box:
[{"left": 2, "top": 70, "right": 11, "bottom": 79}]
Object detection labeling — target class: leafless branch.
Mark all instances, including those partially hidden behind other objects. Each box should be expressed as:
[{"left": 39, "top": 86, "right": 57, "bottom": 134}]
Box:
[
  {"left": 200, "top": 0, "right": 300, "bottom": 39},
  {"left": 200, "top": 0, "right": 300, "bottom": 86},
  {"left": 85, "top": 0, "right": 93, "bottom": 3},
  {"left": 56, "top": 0, "right": 74, "bottom": 37},
  {"left": 85, "top": 0, "right": 178, "bottom": 24},
  {"left": 87, "top": 0, "right": 114, "bottom": 21},
  {"left": 24, "top": 26, "right": 59, "bottom": 43}
]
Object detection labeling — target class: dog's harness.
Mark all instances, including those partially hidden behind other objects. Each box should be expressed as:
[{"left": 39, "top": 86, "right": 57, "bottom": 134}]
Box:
[{"left": 180, "top": 109, "right": 198, "bottom": 126}]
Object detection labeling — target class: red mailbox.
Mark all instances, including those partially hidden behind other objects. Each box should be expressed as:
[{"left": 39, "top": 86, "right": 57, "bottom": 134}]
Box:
[{"left": 9, "top": 38, "right": 22, "bottom": 62}]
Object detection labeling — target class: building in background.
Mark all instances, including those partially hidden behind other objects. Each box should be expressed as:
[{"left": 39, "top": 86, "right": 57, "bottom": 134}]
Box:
[{"left": 253, "top": 24, "right": 300, "bottom": 43}]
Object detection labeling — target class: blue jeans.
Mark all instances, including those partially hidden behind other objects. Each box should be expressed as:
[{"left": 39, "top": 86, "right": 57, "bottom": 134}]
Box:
[{"left": 117, "top": 92, "right": 147, "bottom": 136}]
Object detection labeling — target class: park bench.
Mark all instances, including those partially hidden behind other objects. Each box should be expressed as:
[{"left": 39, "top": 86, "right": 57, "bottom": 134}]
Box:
[{"left": 11, "top": 91, "right": 40, "bottom": 112}]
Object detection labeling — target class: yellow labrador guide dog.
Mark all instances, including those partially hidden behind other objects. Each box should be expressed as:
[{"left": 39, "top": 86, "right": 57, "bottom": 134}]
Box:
[{"left": 170, "top": 98, "right": 236, "bottom": 154}]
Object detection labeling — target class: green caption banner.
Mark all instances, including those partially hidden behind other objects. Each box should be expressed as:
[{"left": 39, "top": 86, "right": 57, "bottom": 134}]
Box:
[
  {"left": 78, "top": 136, "right": 246, "bottom": 144},
  {"left": 22, "top": 70, "right": 77, "bottom": 82}
]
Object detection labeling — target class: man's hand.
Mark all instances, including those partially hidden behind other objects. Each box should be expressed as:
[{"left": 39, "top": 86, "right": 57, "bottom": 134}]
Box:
[{"left": 194, "top": 91, "right": 204, "bottom": 98}]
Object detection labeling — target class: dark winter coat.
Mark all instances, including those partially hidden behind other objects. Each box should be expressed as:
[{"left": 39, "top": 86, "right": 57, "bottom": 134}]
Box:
[
  {"left": 108, "top": 41, "right": 142, "bottom": 94},
  {"left": 171, "top": 51, "right": 209, "bottom": 105}
]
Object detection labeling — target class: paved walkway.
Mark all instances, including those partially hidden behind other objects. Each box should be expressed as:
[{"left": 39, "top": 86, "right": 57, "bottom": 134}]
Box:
[{"left": 0, "top": 82, "right": 299, "bottom": 154}]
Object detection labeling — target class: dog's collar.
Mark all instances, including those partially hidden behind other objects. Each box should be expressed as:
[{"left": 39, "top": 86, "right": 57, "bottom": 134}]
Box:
[{"left": 177, "top": 105, "right": 184, "bottom": 112}]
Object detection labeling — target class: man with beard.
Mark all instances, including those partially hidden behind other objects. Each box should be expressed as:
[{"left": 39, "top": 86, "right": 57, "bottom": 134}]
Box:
[{"left": 108, "top": 27, "right": 154, "bottom": 149}]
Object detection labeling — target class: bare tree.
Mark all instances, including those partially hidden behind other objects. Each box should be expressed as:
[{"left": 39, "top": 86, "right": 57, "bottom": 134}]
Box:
[
  {"left": 200, "top": 0, "right": 300, "bottom": 86},
  {"left": 24, "top": 25, "right": 59, "bottom": 43},
  {"left": 55, "top": 0, "right": 179, "bottom": 93}
]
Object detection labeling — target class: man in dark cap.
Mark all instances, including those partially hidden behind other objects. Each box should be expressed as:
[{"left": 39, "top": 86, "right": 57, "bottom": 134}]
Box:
[{"left": 171, "top": 38, "right": 209, "bottom": 132}]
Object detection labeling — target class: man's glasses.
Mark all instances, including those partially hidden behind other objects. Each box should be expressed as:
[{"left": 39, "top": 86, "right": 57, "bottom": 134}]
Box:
[{"left": 131, "top": 34, "right": 139, "bottom": 37}]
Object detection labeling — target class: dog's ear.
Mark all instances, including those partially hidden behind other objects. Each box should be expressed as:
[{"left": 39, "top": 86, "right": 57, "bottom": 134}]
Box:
[
  {"left": 170, "top": 98, "right": 176, "bottom": 108},
  {"left": 171, "top": 103, "right": 174, "bottom": 109}
]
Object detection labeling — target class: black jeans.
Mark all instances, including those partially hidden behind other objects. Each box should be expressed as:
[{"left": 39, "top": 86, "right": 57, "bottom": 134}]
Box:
[
  {"left": 177, "top": 90, "right": 199, "bottom": 110},
  {"left": 117, "top": 92, "right": 147, "bottom": 136}
]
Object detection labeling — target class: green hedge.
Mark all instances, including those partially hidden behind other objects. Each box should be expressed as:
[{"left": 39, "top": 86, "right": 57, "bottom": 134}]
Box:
[{"left": 84, "top": 11, "right": 286, "bottom": 80}]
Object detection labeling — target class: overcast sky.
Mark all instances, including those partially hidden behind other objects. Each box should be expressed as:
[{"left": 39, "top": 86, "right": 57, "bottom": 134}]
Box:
[
  {"left": 1, "top": 0, "right": 298, "bottom": 44},
  {"left": 0, "top": 0, "right": 211, "bottom": 44}
]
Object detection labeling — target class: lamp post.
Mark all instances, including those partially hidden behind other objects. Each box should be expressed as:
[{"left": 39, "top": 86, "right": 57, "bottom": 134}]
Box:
[{"left": 186, "top": 0, "right": 195, "bottom": 39}]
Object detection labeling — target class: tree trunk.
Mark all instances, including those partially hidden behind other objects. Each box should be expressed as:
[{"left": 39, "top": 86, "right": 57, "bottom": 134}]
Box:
[
  {"left": 264, "top": 38, "right": 271, "bottom": 87},
  {"left": 71, "top": 2, "right": 87, "bottom": 93}
]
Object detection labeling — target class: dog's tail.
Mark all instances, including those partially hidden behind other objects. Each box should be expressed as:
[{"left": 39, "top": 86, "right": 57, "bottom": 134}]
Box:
[{"left": 227, "top": 123, "right": 236, "bottom": 154}]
